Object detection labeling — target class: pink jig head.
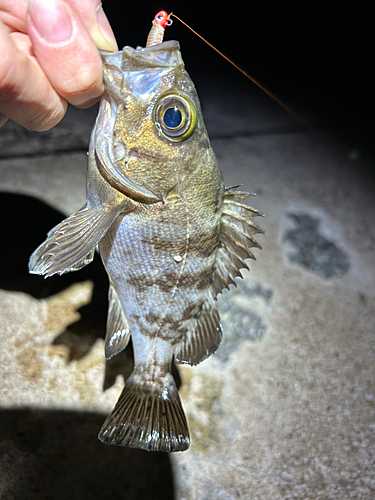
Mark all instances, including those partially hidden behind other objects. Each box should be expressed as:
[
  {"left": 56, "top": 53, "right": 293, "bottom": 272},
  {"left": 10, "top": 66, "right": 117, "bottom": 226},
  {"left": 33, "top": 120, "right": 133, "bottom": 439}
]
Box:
[{"left": 146, "top": 11, "right": 173, "bottom": 47}]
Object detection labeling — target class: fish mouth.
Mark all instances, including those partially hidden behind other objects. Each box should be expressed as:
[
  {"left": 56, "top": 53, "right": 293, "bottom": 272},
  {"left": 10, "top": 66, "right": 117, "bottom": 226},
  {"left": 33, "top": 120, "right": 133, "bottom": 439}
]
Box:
[{"left": 95, "top": 139, "right": 162, "bottom": 205}]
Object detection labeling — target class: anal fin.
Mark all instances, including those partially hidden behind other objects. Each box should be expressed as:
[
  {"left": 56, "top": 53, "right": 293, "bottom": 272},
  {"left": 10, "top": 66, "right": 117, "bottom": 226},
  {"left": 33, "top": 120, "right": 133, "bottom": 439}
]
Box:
[
  {"left": 105, "top": 285, "right": 131, "bottom": 360},
  {"left": 175, "top": 290, "right": 222, "bottom": 366},
  {"left": 29, "top": 202, "right": 132, "bottom": 278}
]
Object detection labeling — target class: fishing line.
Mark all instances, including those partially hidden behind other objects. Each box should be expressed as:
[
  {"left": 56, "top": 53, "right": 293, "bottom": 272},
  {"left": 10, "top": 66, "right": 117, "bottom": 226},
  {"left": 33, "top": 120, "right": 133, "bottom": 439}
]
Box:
[{"left": 157, "top": 12, "right": 313, "bottom": 131}]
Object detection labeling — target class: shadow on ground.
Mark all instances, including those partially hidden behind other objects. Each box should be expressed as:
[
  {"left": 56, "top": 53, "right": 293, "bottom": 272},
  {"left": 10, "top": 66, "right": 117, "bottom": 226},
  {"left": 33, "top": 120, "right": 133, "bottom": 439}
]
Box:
[
  {"left": 0, "top": 192, "right": 182, "bottom": 387},
  {"left": 0, "top": 193, "right": 118, "bottom": 381},
  {"left": 0, "top": 193, "right": 179, "bottom": 498},
  {"left": 0, "top": 408, "right": 175, "bottom": 500}
]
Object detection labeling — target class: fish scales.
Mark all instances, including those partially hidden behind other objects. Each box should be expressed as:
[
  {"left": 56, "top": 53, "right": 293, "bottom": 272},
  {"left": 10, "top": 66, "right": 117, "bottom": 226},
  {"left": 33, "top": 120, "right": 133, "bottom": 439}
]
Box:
[
  {"left": 99, "top": 155, "right": 222, "bottom": 338},
  {"left": 29, "top": 38, "right": 264, "bottom": 452}
]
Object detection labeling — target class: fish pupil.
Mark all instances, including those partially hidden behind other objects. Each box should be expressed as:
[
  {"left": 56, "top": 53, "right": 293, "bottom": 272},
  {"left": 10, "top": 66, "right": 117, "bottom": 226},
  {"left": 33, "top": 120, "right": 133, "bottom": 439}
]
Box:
[{"left": 163, "top": 106, "right": 182, "bottom": 129}]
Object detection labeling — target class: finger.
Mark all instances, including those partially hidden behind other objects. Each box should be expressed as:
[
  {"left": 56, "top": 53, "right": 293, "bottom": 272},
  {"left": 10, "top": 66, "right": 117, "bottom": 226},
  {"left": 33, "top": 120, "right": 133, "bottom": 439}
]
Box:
[
  {"left": 26, "top": 0, "right": 105, "bottom": 108},
  {"left": 66, "top": 0, "right": 118, "bottom": 52},
  {"left": 0, "top": 113, "right": 9, "bottom": 128},
  {"left": 0, "top": 23, "right": 67, "bottom": 131}
]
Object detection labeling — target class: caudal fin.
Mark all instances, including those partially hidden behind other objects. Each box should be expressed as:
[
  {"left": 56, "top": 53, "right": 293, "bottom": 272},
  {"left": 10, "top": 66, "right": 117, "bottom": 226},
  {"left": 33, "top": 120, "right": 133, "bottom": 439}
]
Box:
[{"left": 98, "top": 370, "right": 190, "bottom": 452}]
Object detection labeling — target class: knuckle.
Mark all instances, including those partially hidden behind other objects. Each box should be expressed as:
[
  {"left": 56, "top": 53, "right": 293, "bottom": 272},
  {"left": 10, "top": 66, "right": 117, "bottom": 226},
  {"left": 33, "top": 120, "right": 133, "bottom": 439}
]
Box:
[
  {"left": 0, "top": 114, "right": 9, "bottom": 128},
  {"left": 0, "top": 55, "right": 22, "bottom": 103},
  {"left": 25, "top": 103, "right": 67, "bottom": 131},
  {"left": 62, "top": 65, "right": 103, "bottom": 105}
]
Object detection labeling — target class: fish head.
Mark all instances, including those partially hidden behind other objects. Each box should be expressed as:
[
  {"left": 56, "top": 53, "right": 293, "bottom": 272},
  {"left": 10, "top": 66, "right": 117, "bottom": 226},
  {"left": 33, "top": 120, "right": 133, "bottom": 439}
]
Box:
[{"left": 97, "top": 41, "right": 213, "bottom": 203}]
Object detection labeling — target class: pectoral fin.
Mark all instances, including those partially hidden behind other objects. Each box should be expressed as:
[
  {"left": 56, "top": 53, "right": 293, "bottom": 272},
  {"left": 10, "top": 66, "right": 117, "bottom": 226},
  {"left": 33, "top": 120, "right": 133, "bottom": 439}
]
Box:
[
  {"left": 29, "top": 203, "right": 131, "bottom": 278},
  {"left": 105, "top": 285, "right": 131, "bottom": 360}
]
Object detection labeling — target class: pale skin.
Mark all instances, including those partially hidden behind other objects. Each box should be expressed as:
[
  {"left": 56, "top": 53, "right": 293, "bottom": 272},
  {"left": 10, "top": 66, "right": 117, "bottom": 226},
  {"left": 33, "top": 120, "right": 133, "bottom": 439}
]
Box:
[{"left": 0, "top": 0, "right": 118, "bottom": 131}]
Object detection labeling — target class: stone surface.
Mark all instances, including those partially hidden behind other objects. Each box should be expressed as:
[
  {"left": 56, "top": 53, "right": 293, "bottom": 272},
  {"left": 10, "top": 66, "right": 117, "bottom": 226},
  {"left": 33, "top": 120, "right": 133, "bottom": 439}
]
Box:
[
  {"left": 1, "top": 83, "right": 375, "bottom": 499},
  {"left": 0, "top": 105, "right": 97, "bottom": 158}
]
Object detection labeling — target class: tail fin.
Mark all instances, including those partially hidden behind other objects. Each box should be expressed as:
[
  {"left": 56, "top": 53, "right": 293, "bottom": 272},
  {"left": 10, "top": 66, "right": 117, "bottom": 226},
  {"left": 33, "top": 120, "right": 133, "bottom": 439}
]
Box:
[{"left": 98, "top": 370, "right": 190, "bottom": 452}]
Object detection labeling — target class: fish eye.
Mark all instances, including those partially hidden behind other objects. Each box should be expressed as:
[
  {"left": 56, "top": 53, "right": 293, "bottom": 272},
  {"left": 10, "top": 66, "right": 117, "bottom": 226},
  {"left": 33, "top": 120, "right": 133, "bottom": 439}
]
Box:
[
  {"left": 154, "top": 93, "right": 197, "bottom": 141},
  {"left": 163, "top": 107, "right": 182, "bottom": 129}
]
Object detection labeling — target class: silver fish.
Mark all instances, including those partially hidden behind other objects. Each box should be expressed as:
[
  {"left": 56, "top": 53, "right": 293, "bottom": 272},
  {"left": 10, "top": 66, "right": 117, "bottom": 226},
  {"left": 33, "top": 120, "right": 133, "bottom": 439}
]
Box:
[{"left": 29, "top": 37, "right": 264, "bottom": 452}]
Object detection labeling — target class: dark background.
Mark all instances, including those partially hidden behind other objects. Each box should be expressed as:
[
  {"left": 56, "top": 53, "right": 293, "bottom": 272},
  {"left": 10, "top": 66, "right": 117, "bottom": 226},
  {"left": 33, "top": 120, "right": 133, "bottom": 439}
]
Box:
[
  {"left": 103, "top": 1, "right": 373, "bottom": 132},
  {"left": 0, "top": 5, "right": 373, "bottom": 499}
]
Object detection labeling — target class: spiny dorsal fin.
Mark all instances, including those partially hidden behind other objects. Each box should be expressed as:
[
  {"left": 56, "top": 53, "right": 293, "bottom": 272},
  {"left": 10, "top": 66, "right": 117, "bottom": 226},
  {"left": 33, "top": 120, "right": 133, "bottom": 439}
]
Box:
[
  {"left": 174, "top": 187, "right": 264, "bottom": 365},
  {"left": 175, "top": 289, "right": 222, "bottom": 366},
  {"left": 105, "top": 285, "right": 131, "bottom": 360},
  {"left": 29, "top": 203, "right": 132, "bottom": 278},
  {"left": 211, "top": 186, "right": 265, "bottom": 298}
]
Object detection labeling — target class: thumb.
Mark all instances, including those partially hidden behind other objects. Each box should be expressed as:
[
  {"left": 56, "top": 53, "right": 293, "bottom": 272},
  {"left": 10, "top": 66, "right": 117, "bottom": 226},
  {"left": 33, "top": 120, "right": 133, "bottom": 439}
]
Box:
[
  {"left": 67, "top": 0, "right": 118, "bottom": 52},
  {"left": 26, "top": 0, "right": 112, "bottom": 108}
]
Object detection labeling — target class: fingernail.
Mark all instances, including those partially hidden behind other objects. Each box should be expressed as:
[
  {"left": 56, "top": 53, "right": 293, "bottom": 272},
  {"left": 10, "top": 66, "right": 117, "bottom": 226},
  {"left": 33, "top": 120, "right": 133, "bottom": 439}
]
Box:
[
  {"left": 28, "top": 0, "right": 73, "bottom": 44},
  {"left": 89, "top": 4, "right": 118, "bottom": 52}
]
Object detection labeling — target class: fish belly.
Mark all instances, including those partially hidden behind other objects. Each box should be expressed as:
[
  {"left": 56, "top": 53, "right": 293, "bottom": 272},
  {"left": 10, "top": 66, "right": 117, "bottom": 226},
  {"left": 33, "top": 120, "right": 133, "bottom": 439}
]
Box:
[{"left": 99, "top": 183, "right": 221, "bottom": 361}]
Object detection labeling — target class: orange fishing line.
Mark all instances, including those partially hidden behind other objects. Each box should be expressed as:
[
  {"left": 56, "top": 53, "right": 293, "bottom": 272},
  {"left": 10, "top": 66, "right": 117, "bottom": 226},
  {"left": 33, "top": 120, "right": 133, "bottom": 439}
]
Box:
[{"left": 168, "top": 12, "right": 312, "bottom": 130}]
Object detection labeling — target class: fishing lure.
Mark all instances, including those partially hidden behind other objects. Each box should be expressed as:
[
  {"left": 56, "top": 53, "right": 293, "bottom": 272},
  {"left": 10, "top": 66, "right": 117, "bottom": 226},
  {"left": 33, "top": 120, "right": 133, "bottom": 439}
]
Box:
[{"left": 29, "top": 12, "right": 264, "bottom": 452}]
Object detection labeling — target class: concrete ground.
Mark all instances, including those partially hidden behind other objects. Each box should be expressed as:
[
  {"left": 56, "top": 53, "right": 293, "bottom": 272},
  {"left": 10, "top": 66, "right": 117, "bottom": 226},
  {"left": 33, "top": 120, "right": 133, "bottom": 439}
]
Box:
[{"left": 0, "top": 75, "right": 374, "bottom": 499}]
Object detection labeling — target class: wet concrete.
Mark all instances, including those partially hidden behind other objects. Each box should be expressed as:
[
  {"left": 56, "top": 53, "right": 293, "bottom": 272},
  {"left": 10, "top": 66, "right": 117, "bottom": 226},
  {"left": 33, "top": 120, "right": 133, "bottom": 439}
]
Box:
[{"left": 1, "top": 76, "right": 375, "bottom": 499}]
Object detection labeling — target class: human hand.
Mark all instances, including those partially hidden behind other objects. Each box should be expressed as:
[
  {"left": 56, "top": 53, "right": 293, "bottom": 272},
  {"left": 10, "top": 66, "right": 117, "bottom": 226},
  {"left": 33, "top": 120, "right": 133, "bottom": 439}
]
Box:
[{"left": 0, "top": 0, "right": 117, "bottom": 131}]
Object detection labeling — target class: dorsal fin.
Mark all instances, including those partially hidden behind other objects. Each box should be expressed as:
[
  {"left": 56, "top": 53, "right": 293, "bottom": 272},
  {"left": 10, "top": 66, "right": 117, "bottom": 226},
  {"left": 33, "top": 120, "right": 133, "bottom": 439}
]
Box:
[
  {"left": 174, "top": 187, "right": 264, "bottom": 366},
  {"left": 211, "top": 186, "right": 265, "bottom": 298}
]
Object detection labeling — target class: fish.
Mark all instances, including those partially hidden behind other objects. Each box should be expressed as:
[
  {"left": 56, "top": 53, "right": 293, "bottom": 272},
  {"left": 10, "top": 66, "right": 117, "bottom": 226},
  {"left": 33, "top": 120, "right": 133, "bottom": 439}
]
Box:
[{"left": 29, "top": 29, "right": 264, "bottom": 452}]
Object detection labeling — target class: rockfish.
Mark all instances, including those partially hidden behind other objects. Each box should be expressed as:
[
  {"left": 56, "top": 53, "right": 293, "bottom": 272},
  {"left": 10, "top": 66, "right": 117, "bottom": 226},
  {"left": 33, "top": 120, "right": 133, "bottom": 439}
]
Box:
[{"left": 29, "top": 32, "right": 264, "bottom": 452}]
